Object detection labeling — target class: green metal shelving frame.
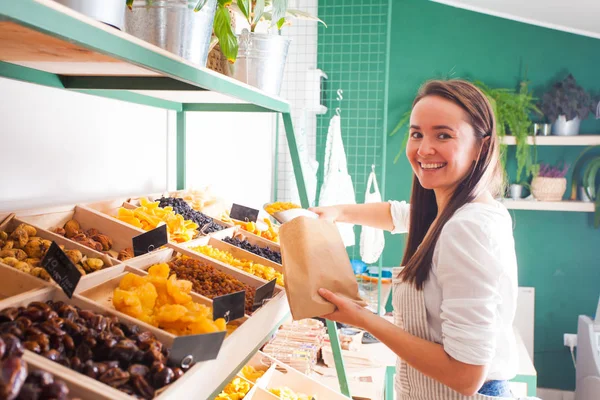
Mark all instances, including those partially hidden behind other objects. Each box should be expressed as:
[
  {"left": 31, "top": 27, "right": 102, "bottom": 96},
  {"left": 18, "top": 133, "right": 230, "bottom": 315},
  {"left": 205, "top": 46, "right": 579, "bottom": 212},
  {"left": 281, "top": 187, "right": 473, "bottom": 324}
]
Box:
[{"left": 0, "top": 0, "right": 351, "bottom": 398}]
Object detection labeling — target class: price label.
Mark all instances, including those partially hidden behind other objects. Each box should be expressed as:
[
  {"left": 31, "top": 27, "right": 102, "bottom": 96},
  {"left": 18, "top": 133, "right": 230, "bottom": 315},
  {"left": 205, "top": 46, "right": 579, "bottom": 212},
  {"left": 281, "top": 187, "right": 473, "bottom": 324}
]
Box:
[
  {"left": 213, "top": 291, "right": 246, "bottom": 322},
  {"left": 41, "top": 242, "right": 82, "bottom": 298},
  {"left": 252, "top": 279, "right": 277, "bottom": 311},
  {"left": 170, "top": 331, "right": 227, "bottom": 367},
  {"left": 132, "top": 224, "right": 168, "bottom": 257},
  {"left": 230, "top": 204, "right": 260, "bottom": 223}
]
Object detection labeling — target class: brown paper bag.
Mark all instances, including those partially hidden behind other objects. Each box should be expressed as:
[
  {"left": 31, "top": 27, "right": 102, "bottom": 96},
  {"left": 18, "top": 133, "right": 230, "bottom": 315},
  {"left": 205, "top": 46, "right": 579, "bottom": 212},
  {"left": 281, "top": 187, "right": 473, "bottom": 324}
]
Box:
[{"left": 279, "top": 217, "right": 368, "bottom": 320}]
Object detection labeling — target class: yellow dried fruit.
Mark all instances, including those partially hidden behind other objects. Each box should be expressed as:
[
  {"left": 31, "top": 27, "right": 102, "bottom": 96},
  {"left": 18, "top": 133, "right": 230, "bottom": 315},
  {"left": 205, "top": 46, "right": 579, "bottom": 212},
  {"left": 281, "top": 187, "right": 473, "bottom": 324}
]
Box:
[
  {"left": 24, "top": 258, "right": 41, "bottom": 268},
  {"left": 9, "top": 228, "right": 28, "bottom": 249},
  {"left": 14, "top": 262, "right": 31, "bottom": 274},
  {"left": 269, "top": 387, "right": 312, "bottom": 400},
  {"left": 82, "top": 258, "right": 104, "bottom": 272},
  {"left": 24, "top": 239, "right": 45, "bottom": 259},
  {"left": 2, "top": 257, "right": 19, "bottom": 267},
  {"left": 190, "top": 245, "right": 284, "bottom": 286},
  {"left": 1, "top": 240, "right": 13, "bottom": 250},
  {"left": 0, "top": 232, "right": 7, "bottom": 241},
  {"left": 64, "top": 249, "right": 83, "bottom": 265},
  {"left": 16, "top": 224, "right": 36, "bottom": 237},
  {"left": 264, "top": 202, "right": 301, "bottom": 216},
  {"left": 31, "top": 267, "right": 51, "bottom": 281},
  {"left": 113, "top": 264, "right": 226, "bottom": 336},
  {"left": 241, "top": 365, "right": 265, "bottom": 383},
  {"left": 216, "top": 377, "right": 251, "bottom": 399}
]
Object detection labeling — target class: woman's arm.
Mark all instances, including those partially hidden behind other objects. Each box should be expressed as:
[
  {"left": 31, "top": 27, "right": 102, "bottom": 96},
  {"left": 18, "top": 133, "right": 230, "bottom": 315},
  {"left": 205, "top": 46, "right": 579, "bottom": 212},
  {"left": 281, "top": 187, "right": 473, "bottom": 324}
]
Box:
[
  {"left": 318, "top": 289, "right": 487, "bottom": 396},
  {"left": 309, "top": 202, "right": 395, "bottom": 231}
]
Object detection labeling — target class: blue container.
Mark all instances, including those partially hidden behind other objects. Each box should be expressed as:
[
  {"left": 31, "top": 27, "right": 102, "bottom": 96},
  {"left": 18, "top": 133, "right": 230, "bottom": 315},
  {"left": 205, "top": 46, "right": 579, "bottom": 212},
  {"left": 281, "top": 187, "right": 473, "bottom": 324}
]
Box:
[{"left": 350, "top": 259, "right": 368, "bottom": 275}]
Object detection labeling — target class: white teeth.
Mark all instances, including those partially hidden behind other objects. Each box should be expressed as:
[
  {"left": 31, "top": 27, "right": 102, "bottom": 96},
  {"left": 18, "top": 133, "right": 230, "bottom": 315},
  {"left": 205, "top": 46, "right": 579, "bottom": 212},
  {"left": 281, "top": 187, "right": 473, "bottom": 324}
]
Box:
[{"left": 420, "top": 163, "right": 446, "bottom": 169}]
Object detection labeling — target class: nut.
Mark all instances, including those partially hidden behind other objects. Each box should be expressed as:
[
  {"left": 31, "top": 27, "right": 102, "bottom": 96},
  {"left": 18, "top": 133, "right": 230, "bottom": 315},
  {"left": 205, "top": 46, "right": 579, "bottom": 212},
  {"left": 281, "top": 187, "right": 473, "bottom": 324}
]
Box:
[
  {"left": 91, "top": 234, "right": 113, "bottom": 251},
  {"left": 63, "top": 220, "right": 81, "bottom": 239}
]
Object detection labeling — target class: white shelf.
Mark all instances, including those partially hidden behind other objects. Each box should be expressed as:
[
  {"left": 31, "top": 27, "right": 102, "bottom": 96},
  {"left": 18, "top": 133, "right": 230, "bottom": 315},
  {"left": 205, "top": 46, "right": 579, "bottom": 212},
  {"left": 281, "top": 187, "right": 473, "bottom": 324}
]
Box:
[
  {"left": 502, "top": 199, "right": 595, "bottom": 212},
  {"left": 501, "top": 135, "right": 600, "bottom": 146}
]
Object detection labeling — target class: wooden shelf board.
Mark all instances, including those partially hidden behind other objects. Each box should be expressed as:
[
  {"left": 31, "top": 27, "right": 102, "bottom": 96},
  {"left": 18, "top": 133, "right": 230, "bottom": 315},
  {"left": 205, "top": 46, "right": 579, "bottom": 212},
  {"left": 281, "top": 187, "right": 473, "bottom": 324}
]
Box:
[
  {"left": 501, "top": 199, "right": 595, "bottom": 212},
  {"left": 501, "top": 135, "right": 600, "bottom": 146}
]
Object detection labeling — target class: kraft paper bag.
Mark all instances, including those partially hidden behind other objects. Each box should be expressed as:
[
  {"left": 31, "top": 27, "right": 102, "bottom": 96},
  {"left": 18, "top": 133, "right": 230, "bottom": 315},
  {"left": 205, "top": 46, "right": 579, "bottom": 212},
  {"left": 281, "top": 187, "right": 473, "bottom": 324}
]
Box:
[{"left": 279, "top": 217, "right": 368, "bottom": 320}]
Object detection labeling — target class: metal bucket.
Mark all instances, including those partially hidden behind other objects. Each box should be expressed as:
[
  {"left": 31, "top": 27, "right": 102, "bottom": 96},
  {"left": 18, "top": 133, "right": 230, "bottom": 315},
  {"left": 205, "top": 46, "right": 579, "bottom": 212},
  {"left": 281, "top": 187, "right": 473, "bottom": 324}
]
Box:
[
  {"left": 229, "top": 30, "right": 291, "bottom": 96},
  {"left": 54, "top": 0, "right": 126, "bottom": 30},
  {"left": 552, "top": 115, "right": 580, "bottom": 136},
  {"left": 125, "top": 0, "right": 217, "bottom": 66}
]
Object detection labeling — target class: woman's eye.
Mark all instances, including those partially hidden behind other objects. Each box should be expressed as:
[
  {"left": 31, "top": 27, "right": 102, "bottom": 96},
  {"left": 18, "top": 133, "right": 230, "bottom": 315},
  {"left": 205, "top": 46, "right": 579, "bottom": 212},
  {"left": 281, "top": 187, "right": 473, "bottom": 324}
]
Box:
[
  {"left": 438, "top": 133, "right": 452, "bottom": 139},
  {"left": 410, "top": 132, "right": 422, "bottom": 139}
]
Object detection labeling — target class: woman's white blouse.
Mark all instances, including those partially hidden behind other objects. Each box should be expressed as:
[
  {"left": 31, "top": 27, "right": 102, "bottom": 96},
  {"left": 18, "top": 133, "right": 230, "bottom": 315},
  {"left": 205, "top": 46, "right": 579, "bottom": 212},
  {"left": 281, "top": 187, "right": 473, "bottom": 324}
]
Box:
[{"left": 389, "top": 200, "right": 519, "bottom": 381}]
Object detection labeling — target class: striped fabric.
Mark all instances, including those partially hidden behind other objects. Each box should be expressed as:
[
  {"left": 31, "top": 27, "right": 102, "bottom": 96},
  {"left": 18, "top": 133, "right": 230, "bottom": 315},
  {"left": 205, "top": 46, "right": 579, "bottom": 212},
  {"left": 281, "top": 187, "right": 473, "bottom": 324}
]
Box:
[{"left": 392, "top": 276, "right": 515, "bottom": 400}]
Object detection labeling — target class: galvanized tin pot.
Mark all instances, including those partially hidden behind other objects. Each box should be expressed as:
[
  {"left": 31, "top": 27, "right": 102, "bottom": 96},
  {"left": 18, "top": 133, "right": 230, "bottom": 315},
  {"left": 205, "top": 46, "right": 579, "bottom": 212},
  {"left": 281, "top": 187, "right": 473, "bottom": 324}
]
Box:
[
  {"left": 125, "top": 0, "right": 217, "bottom": 66},
  {"left": 229, "top": 30, "right": 291, "bottom": 96},
  {"left": 552, "top": 115, "right": 580, "bottom": 136},
  {"left": 55, "top": 0, "right": 126, "bottom": 30}
]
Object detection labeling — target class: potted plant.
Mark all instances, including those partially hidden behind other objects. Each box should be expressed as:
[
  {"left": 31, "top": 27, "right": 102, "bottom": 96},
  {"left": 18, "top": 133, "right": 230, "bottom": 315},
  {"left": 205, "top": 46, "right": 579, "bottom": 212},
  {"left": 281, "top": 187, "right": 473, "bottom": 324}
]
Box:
[
  {"left": 124, "top": 0, "right": 218, "bottom": 66},
  {"left": 530, "top": 161, "right": 570, "bottom": 202},
  {"left": 570, "top": 145, "right": 600, "bottom": 227},
  {"left": 209, "top": 0, "right": 326, "bottom": 94},
  {"left": 539, "top": 74, "right": 596, "bottom": 136}
]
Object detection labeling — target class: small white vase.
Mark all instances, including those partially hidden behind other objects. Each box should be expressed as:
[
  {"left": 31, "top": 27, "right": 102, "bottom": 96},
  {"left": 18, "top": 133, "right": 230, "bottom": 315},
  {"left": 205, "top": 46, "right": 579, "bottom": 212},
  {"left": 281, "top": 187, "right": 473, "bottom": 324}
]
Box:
[{"left": 509, "top": 184, "right": 523, "bottom": 200}]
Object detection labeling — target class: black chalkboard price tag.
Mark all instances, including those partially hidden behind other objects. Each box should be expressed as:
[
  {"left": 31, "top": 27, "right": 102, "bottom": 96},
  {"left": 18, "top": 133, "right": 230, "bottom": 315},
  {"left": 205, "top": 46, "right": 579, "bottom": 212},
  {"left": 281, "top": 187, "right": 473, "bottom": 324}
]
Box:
[
  {"left": 252, "top": 279, "right": 277, "bottom": 311},
  {"left": 170, "top": 331, "right": 227, "bottom": 367},
  {"left": 41, "top": 241, "right": 82, "bottom": 298},
  {"left": 213, "top": 291, "right": 246, "bottom": 322},
  {"left": 132, "top": 224, "right": 168, "bottom": 257},
  {"left": 230, "top": 204, "right": 260, "bottom": 223}
]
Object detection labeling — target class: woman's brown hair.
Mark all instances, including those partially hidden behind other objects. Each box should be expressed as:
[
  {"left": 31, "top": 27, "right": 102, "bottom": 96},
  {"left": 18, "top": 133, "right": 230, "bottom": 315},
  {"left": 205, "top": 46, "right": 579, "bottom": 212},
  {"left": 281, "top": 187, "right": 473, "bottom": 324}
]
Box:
[{"left": 399, "top": 79, "right": 504, "bottom": 289}]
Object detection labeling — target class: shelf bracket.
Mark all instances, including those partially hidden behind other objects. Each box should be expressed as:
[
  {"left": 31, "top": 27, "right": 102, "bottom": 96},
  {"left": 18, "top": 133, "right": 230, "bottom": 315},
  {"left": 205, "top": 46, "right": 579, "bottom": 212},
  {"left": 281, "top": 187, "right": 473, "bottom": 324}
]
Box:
[{"left": 176, "top": 111, "right": 186, "bottom": 190}]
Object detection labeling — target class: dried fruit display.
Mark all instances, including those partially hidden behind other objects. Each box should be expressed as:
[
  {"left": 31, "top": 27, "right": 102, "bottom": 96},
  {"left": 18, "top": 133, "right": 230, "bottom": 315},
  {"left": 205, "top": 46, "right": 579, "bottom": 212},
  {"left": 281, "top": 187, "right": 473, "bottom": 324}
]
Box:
[
  {"left": 157, "top": 197, "right": 224, "bottom": 234},
  {"left": 240, "top": 365, "right": 265, "bottom": 383},
  {"left": 221, "top": 217, "right": 279, "bottom": 243},
  {"left": 264, "top": 202, "right": 300, "bottom": 216},
  {"left": 189, "top": 245, "right": 284, "bottom": 286},
  {"left": 222, "top": 237, "right": 281, "bottom": 265},
  {"left": 214, "top": 377, "right": 251, "bottom": 400},
  {"left": 167, "top": 257, "right": 256, "bottom": 315},
  {"left": 269, "top": 387, "right": 313, "bottom": 400},
  {"left": 170, "top": 188, "right": 229, "bottom": 219},
  {"left": 0, "top": 224, "right": 105, "bottom": 281},
  {"left": 113, "top": 264, "right": 226, "bottom": 336},
  {"left": 0, "top": 300, "right": 186, "bottom": 399},
  {"left": 115, "top": 198, "right": 198, "bottom": 243},
  {"left": 53, "top": 219, "right": 114, "bottom": 253}
]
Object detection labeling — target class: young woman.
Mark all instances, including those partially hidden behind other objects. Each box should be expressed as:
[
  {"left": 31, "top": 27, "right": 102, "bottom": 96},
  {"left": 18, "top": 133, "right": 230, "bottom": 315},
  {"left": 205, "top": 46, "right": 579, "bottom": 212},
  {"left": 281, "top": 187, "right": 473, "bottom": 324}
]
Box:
[{"left": 310, "top": 80, "right": 520, "bottom": 399}]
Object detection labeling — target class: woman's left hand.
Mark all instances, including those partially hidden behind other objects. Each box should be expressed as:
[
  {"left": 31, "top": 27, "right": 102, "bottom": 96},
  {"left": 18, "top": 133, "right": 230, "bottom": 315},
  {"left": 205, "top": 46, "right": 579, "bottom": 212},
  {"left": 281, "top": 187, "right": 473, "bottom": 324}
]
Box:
[{"left": 318, "top": 288, "right": 373, "bottom": 329}]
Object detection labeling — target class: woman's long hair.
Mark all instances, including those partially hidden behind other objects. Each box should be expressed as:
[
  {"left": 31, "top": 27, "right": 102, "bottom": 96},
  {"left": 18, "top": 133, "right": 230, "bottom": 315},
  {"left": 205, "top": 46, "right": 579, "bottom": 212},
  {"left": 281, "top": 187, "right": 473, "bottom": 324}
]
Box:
[{"left": 399, "top": 80, "right": 504, "bottom": 289}]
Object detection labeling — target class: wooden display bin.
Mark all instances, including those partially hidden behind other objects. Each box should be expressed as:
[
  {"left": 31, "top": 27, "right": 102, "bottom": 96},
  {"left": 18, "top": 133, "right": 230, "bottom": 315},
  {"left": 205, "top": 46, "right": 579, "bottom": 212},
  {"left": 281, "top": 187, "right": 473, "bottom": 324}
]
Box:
[
  {"left": 17, "top": 203, "right": 145, "bottom": 263},
  {"left": 0, "top": 286, "right": 195, "bottom": 399},
  {"left": 126, "top": 193, "right": 234, "bottom": 231},
  {"left": 0, "top": 215, "right": 118, "bottom": 290},
  {"left": 228, "top": 221, "right": 281, "bottom": 252},
  {"left": 0, "top": 262, "right": 48, "bottom": 301},
  {"left": 174, "top": 236, "right": 284, "bottom": 288},
  {"left": 83, "top": 197, "right": 236, "bottom": 245},
  {"left": 212, "top": 230, "right": 282, "bottom": 267}
]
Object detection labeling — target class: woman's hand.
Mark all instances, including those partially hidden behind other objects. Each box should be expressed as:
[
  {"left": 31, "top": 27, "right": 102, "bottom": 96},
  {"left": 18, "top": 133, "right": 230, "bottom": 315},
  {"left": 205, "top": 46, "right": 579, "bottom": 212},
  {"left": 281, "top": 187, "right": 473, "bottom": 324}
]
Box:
[
  {"left": 318, "top": 288, "right": 372, "bottom": 329},
  {"left": 308, "top": 206, "right": 343, "bottom": 222}
]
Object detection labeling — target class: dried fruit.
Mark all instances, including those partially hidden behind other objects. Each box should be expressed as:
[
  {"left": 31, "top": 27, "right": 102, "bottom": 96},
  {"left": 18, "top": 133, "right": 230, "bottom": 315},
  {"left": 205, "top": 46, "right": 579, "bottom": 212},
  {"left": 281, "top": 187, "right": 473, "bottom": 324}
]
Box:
[
  {"left": 23, "top": 239, "right": 45, "bottom": 259},
  {"left": 223, "top": 236, "right": 281, "bottom": 264},
  {"left": 91, "top": 234, "right": 113, "bottom": 251},
  {"left": 64, "top": 249, "right": 83, "bottom": 265},
  {"left": 63, "top": 220, "right": 80, "bottom": 239},
  {"left": 190, "top": 245, "right": 284, "bottom": 286},
  {"left": 82, "top": 258, "right": 104, "bottom": 273},
  {"left": 9, "top": 228, "right": 28, "bottom": 249},
  {"left": 0, "top": 356, "right": 27, "bottom": 400},
  {"left": 117, "top": 248, "right": 134, "bottom": 262},
  {"left": 116, "top": 198, "right": 199, "bottom": 243},
  {"left": 113, "top": 265, "right": 227, "bottom": 336}
]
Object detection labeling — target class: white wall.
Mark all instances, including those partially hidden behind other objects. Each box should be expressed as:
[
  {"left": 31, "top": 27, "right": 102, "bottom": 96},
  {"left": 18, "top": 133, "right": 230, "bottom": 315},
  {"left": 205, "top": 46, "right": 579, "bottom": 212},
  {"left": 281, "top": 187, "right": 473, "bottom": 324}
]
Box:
[{"left": 0, "top": 78, "right": 274, "bottom": 213}]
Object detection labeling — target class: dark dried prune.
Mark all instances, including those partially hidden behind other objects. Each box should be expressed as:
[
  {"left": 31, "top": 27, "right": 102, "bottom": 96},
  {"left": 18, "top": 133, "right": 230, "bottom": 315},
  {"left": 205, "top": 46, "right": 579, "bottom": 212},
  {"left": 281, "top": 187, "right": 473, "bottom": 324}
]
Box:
[
  {"left": 98, "top": 368, "right": 130, "bottom": 388},
  {"left": 42, "top": 379, "right": 69, "bottom": 400},
  {"left": 0, "top": 356, "right": 27, "bottom": 400},
  {"left": 1, "top": 334, "right": 23, "bottom": 358},
  {"left": 152, "top": 367, "right": 174, "bottom": 389},
  {"left": 132, "top": 375, "right": 155, "bottom": 399}
]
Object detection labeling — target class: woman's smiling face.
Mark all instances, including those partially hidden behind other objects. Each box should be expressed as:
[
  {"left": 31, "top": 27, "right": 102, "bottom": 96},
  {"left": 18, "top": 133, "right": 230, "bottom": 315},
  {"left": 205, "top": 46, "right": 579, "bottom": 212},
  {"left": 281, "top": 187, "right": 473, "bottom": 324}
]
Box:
[{"left": 405, "top": 95, "right": 480, "bottom": 196}]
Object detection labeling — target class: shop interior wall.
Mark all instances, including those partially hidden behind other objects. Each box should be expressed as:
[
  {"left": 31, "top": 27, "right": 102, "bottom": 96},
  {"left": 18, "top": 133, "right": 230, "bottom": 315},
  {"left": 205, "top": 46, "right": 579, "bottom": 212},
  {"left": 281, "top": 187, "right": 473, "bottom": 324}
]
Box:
[
  {"left": 0, "top": 78, "right": 274, "bottom": 213},
  {"left": 384, "top": 0, "right": 600, "bottom": 391}
]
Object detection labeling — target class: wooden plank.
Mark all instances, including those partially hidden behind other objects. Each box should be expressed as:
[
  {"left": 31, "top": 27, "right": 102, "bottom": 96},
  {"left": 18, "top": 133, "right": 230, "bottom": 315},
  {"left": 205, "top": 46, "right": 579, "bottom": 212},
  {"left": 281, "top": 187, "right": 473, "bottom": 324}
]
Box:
[{"left": 501, "top": 135, "right": 600, "bottom": 146}]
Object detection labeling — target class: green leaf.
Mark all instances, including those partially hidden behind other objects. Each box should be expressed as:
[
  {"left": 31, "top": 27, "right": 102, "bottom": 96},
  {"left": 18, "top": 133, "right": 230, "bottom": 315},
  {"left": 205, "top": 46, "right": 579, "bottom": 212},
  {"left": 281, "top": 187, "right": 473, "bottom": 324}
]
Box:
[
  {"left": 583, "top": 158, "right": 600, "bottom": 201},
  {"left": 213, "top": 4, "right": 239, "bottom": 62},
  {"left": 285, "top": 9, "right": 327, "bottom": 26},
  {"left": 569, "top": 145, "right": 600, "bottom": 200},
  {"left": 237, "top": 0, "right": 250, "bottom": 20},
  {"left": 126, "top": 0, "right": 134, "bottom": 10},
  {"left": 595, "top": 190, "right": 600, "bottom": 228},
  {"left": 252, "top": 0, "right": 265, "bottom": 25},
  {"left": 271, "top": 0, "right": 288, "bottom": 29},
  {"left": 193, "top": 0, "right": 209, "bottom": 11}
]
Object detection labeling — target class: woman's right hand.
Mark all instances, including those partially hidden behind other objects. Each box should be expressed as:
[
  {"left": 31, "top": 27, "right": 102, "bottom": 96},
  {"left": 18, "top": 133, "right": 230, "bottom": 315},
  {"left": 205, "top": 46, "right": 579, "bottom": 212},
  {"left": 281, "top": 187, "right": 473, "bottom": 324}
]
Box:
[{"left": 308, "top": 206, "right": 343, "bottom": 223}]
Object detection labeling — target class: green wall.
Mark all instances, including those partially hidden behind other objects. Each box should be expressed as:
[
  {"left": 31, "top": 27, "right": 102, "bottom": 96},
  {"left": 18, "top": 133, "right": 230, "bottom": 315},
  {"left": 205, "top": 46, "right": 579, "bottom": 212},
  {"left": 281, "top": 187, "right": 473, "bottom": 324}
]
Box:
[{"left": 384, "top": 0, "right": 600, "bottom": 391}]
